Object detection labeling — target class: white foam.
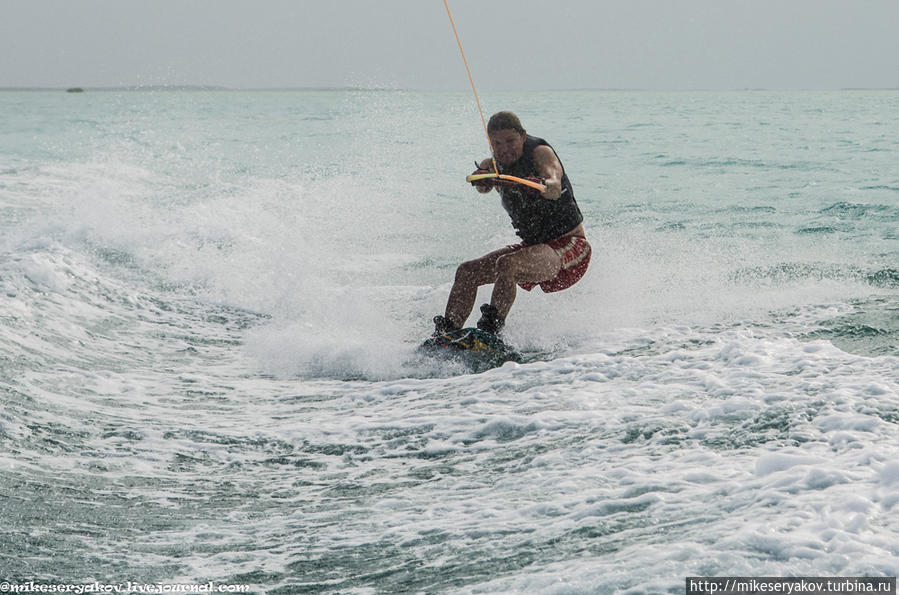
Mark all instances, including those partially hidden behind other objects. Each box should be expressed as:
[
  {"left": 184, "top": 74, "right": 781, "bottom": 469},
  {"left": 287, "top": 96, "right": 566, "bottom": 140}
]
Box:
[{"left": 755, "top": 452, "right": 827, "bottom": 476}]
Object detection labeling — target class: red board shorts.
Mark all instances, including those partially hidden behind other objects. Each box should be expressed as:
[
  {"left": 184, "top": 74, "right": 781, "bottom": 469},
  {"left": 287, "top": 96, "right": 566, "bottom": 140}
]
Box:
[{"left": 516, "top": 235, "right": 592, "bottom": 293}]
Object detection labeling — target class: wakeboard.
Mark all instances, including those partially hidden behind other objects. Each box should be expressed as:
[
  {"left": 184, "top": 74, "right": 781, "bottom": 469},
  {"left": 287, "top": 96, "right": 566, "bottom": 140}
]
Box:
[{"left": 418, "top": 327, "right": 521, "bottom": 372}]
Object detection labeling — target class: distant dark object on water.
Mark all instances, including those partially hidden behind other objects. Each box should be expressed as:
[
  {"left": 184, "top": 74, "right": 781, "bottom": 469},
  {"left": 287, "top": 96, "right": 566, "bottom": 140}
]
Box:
[{"left": 66, "top": 87, "right": 85, "bottom": 93}]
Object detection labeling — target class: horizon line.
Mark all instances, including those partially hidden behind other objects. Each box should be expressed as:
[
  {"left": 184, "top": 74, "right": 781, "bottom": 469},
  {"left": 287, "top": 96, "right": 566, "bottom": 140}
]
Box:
[{"left": 2, "top": 85, "right": 898, "bottom": 93}]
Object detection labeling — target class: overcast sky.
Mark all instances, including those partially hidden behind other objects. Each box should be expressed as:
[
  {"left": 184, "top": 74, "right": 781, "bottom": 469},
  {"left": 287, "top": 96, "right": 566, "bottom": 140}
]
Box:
[{"left": 2, "top": 0, "right": 897, "bottom": 90}]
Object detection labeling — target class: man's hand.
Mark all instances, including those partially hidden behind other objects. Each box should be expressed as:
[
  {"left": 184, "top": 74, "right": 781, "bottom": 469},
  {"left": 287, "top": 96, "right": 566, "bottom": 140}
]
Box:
[
  {"left": 469, "top": 168, "right": 495, "bottom": 193},
  {"left": 522, "top": 177, "right": 547, "bottom": 197}
]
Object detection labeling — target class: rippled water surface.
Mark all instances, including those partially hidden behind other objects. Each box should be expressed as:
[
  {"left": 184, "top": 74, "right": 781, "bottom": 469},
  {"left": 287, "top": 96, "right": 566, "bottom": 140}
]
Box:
[{"left": 1, "top": 90, "right": 897, "bottom": 593}]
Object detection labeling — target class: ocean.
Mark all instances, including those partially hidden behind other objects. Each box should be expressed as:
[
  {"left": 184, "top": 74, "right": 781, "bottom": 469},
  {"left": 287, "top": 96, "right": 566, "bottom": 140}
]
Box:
[{"left": 1, "top": 89, "right": 897, "bottom": 593}]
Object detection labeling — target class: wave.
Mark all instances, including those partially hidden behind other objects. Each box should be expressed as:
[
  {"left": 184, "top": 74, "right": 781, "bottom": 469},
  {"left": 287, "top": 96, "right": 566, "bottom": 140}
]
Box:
[
  {"left": 656, "top": 155, "right": 821, "bottom": 171},
  {"left": 732, "top": 261, "right": 888, "bottom": 284},
  {"left": 820, "top": 201, "right": 899, "bottom": 220}
]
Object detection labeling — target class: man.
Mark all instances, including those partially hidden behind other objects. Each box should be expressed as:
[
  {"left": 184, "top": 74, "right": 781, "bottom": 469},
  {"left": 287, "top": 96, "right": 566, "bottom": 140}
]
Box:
[{"left": 434, "top": 111, "right": 590, "bottom": 336}]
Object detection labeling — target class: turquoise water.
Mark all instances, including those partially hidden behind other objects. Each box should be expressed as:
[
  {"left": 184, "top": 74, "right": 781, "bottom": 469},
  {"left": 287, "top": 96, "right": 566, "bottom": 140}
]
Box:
[{"left": 1, "top": 90, "right": 897, "bottom": 592}]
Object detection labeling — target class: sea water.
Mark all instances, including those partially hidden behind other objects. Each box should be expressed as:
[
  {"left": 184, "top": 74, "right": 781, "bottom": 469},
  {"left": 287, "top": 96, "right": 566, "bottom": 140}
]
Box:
[{"left": 1, "top": 89, "right": 897, "bottom": 593}]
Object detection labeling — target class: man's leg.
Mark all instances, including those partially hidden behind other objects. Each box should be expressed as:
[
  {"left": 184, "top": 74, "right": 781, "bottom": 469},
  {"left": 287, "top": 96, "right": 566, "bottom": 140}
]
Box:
[
  {"left": 444, "top": 245, "right": 520, "bottom": 328},
  {"left": 490, "top": 243, "right": 562, "bottom": 320}
]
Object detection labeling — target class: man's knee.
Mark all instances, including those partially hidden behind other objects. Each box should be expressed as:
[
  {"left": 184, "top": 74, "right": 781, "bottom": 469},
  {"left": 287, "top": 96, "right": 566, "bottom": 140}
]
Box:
[
  {"left": 455, "top": 259, "right": 475, "bottom": 280},
  {"left": 456, "top": 258, "right": 488, "bottom": 284}
]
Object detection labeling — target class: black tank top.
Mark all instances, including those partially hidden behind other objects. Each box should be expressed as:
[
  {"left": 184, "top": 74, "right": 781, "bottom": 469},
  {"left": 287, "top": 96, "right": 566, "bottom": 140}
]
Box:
[{"left": 497, "top": 135, "right": 583, "bottom": 245}]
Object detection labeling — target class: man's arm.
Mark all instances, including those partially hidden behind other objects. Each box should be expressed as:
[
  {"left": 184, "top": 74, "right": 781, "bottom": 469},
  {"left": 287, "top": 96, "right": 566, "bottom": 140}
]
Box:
[{"left": 532, "top": 145, "right": 564, "bottom": 200}]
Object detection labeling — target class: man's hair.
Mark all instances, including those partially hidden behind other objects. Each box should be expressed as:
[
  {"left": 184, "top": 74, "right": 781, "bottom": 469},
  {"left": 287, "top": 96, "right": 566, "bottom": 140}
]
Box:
[{"left": 487, "top": 111, "right": 525, "bottom": 134}]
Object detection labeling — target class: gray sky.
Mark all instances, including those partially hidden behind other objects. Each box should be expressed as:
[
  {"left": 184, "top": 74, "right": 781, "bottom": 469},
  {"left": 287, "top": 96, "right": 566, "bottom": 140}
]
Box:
[{"left": 2, "top": 0, "right": 897, "bottom": 90}]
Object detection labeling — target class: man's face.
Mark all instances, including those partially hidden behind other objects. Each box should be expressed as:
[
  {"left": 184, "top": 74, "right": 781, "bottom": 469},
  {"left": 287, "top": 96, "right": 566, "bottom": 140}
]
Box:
[{"left": 489, "top": 129, "right": 526, "bottom": 167}]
